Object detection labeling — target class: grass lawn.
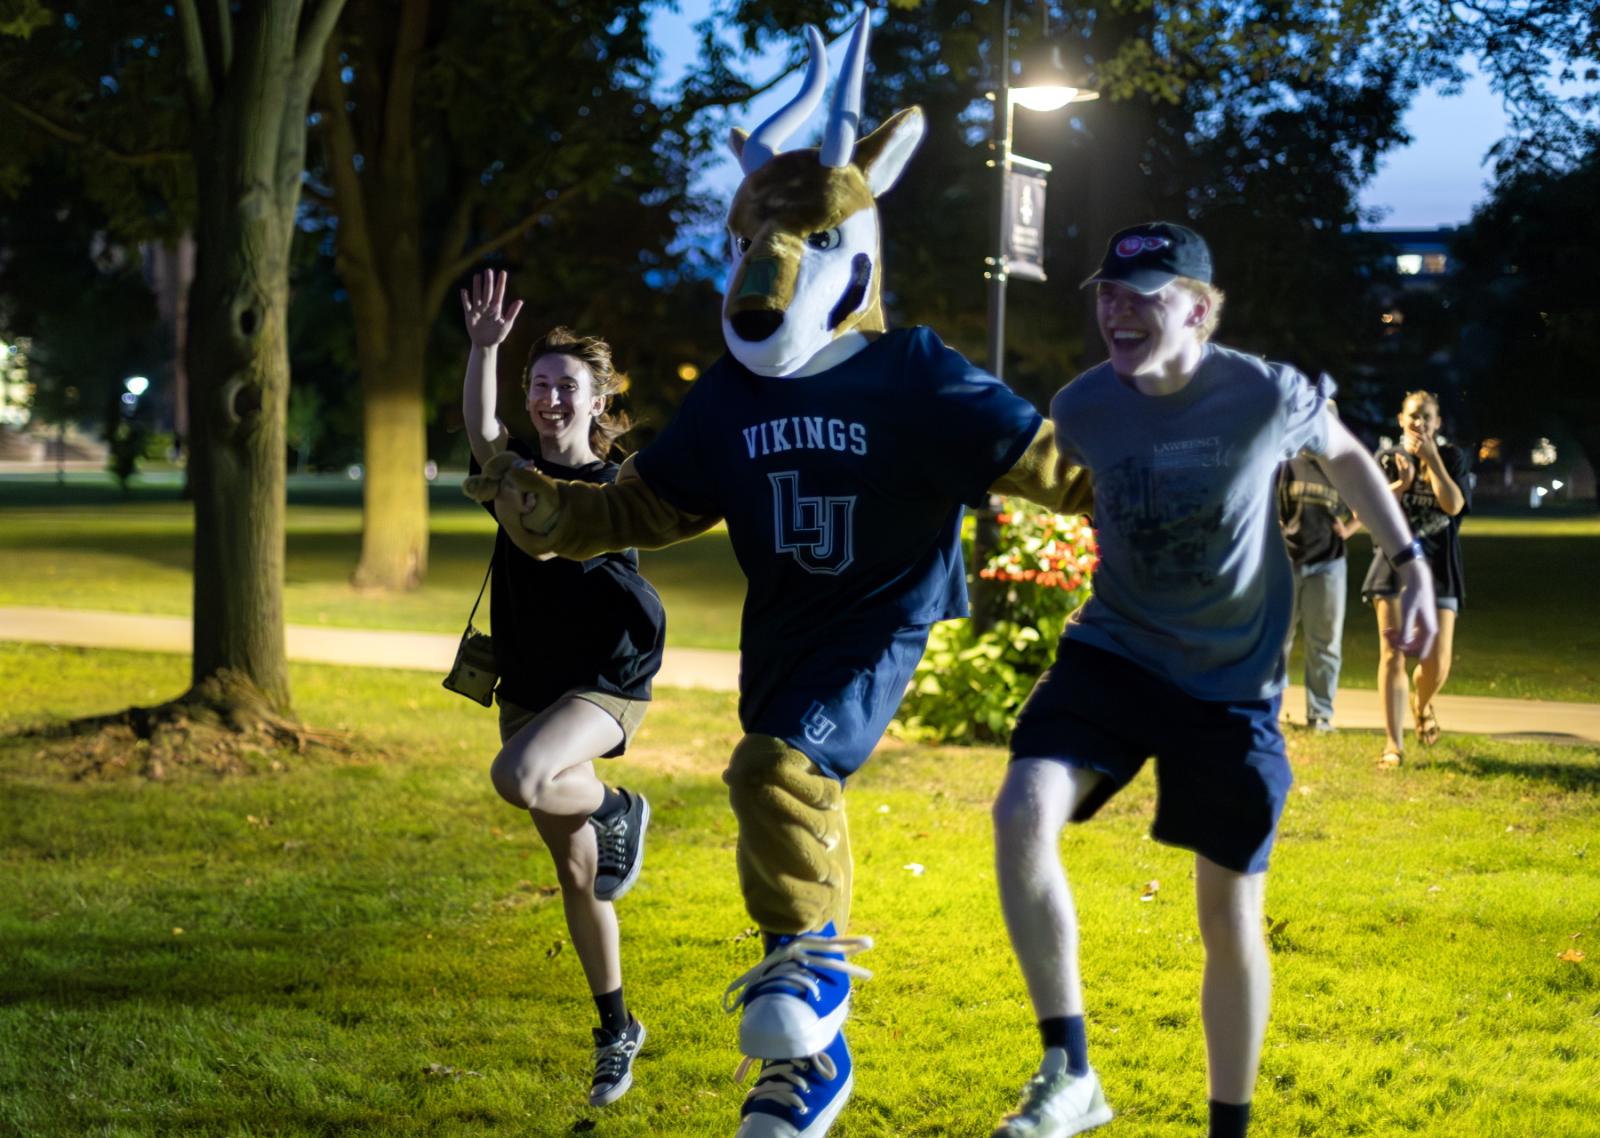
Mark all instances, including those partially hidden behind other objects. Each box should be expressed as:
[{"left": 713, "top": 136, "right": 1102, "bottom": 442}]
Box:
[
  {"left": 1, "top": 474, "right": 1597, "bottom": 701},
  {"left": 3, "top": 643, "right": 1598, "bottom": 1136}
]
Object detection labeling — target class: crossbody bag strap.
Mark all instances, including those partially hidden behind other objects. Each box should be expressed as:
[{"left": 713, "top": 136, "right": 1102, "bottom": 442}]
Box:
[{"left": 467, "top": 551, "right": 494, "bottom": 630}]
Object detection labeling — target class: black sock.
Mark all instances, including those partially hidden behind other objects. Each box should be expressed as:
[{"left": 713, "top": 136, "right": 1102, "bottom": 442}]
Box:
[
  {"left": 595, "top": 987, "right": 628, "bottom": 1036},
  {"left": 593, "top": 785, "right": 626, "bottom": 820},
  {"left": 1039, "top": 1015, "right": 1089, "bottom": 1076},
  {"left": 1208, "top": 1099, "right": 1251, "bottom": 1138}
]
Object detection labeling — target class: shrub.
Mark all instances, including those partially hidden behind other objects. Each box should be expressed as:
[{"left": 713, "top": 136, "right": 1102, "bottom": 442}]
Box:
[{"left": 892, "top": 502, "right": 1097, "bottom": 744}]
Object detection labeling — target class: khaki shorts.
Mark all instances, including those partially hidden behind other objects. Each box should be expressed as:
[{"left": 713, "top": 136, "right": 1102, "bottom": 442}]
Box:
[{"left": 497, "top": 689, "right": 648, "bottom": 757}]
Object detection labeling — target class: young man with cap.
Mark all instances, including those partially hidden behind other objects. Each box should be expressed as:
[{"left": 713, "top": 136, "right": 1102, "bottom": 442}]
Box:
[{"left": 989, "top": 222, "right": 1438, "bottom": 1138}]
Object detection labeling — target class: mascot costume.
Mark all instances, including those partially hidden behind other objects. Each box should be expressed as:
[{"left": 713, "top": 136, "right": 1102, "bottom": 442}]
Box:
[{"left": 466, "top": 12, "right": 1090, "bottom": 1136}]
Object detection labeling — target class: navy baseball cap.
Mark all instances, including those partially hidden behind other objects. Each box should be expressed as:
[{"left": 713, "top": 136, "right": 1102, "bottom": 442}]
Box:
[{"left": 1081, "top": 222, "right": 1213, "bottom": 294}]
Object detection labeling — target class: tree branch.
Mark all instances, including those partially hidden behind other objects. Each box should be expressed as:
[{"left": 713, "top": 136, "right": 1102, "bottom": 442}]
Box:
[
  {"left": 381, "top": 0, "right": 429, "bottom": 169},
  {"left": 437, "top": 191, "right": 570, "bottom": 291},
  {"left": 295, "top": 0, "right": 350, "bottom": 100},
  {"left": 669, "top": 63, "right": 799, "bottom": 122},
  {"left": 315, "top": 37, "right": 383, "bottom": 303},
  {"left": 172, "top": 0, "right": 214, "bottom": 113},
  {"left": 212, "top": 0, "right": 234, "bottom": 76},
  {"left": 0, "top": 92, "right": 187, "bottom": 165},
  {"left": 422, "top": 183, "right": 479, "bottom": 320}
]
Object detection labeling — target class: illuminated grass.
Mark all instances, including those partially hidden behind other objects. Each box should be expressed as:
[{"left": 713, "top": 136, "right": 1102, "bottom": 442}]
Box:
[{"left": 2, "top": 643, "right": 1597, "bottom": 1136}]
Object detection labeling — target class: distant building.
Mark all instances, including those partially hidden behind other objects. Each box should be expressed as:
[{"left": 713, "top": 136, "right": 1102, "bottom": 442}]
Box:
[
  {"left": 1372, "top": 227, "right": 1457, "bottom": 287},
  {"left": 1345, "top": 226, "right": 1465, "bottom": 449}
]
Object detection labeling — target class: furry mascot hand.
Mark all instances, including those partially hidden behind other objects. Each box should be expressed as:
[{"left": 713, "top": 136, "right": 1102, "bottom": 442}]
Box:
[
  {"left": 461, "top": 451, "right": 562, "bottom": 538},
  {"left": 506, "top": 463, "right": 561, "bottom": 535},
  {"left": 460, "top": 450, "right": 520, "bottom": 503}
]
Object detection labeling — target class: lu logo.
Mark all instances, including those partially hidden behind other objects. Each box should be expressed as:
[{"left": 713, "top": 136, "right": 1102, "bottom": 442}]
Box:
[
  {"left": 769, "top": 471, "right": 856, "bottom": 575},
  {"left": 801, "top": 701, "right": 838, "bottom": 746}
]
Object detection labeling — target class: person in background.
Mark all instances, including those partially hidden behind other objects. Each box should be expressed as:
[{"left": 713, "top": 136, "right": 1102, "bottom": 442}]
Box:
[
  {"left": 1277, "top": 435, "right": 1361, "bottom": 732},
  {"left": 1363, "top": 389, "right": 1470, "bottom": 767}
]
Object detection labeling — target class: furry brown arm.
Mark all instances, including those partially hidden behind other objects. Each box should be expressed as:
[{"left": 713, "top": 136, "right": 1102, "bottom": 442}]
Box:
[
  {"left": 491, "top": 460, "right": 719, "bottom": 560},
  {"left": 987, "top": 421, "right": 1094, "bottom": 515}
]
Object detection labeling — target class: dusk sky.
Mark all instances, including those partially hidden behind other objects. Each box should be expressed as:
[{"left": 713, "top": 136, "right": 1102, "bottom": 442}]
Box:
[{"left": 649, "top": 5, "right": 1515, "bottom": 232}]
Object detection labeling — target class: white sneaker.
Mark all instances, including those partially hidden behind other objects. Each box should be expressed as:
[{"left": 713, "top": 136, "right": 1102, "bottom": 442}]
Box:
[{"left": 991, "top": 1049, "right": 1113, "bottom": 1138}]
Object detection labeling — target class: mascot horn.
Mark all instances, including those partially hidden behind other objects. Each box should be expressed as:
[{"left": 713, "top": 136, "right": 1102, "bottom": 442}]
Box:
[{"left": 464, "top": 11, "right": 1091, "bottom": 1136}]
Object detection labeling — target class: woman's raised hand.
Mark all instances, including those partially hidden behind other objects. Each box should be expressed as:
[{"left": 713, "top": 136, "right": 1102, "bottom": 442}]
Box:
[{"left": 459, "top": 269, "right": 524, "bottom": 348}]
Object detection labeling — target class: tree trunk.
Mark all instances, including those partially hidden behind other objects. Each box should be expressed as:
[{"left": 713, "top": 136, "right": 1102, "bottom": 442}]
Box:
[
  {"left": 176, "top": 0, "right": 347, "bottom": 717},
  {"left": 350, "top": 320, "right": 429, "bottom": 590},
  {"left": 322, "top": 0, "right": 434, "bottom": 591},
  {"left": 341, "top": 174, "right": 431, "bottom": 593}
]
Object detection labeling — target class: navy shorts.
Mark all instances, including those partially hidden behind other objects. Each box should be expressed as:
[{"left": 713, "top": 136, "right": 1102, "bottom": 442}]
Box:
[
  {"left": 741, "top": 624, "right": 931, "bottom": 782},
  {"left": 1010, "top": 639, "right": 1292, "bottom": 874}
]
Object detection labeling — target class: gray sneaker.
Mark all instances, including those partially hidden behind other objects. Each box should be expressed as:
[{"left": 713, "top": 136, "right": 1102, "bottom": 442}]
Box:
[
  {"left": 992, "top": 1049, "right": 1113, "bottom": 1138},
  {"left": 590, "top": 788, "right": 650, "bottom": 902},
  {"left": 589, "top": 1016, "right": 646, "bottom": 1107}
]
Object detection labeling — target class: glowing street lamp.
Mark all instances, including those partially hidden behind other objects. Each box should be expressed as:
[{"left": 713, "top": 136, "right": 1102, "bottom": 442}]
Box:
[
  {"left": 974, "top": 7, "right": 1098, "bottom": 634},
  {"left": 984, "top": 13, "right": 1098, "bottom": 382},
  {"left": 121, "top": 375, "right": 150, "bottom": 411}
]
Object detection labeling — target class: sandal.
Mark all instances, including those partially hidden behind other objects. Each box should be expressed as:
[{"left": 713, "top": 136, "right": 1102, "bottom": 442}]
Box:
[
  {"left": 1377, "top": 749, "right": 1404, "bottom": 769},
  {"left": 1411, "top": 691, "right": 1441, "bottom": 747}
]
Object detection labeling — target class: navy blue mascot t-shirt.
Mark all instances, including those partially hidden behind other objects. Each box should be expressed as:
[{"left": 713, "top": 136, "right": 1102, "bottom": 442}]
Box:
[{"left": 634, "top": 326, "right": 1040, "bottom": 728}]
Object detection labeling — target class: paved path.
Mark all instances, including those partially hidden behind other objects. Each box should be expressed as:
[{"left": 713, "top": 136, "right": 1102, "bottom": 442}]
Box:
[
  {"left": 0, "top": 605, "right": 741, "bottom": 696},
  {"left": 4, "top": 605, "right": 1597, "bottom": 745}
]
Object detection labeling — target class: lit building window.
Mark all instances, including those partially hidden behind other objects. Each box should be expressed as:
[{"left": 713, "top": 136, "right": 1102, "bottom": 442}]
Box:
[
  {"left": 1396, "top": 254, "right": 1423, "bottom": 275},
  {"left": 1531, "top": 438, "right": 1557, "bottom": 466},
  {"left": 1422, "top": 253, "right": 1448, "bottom": 274}
]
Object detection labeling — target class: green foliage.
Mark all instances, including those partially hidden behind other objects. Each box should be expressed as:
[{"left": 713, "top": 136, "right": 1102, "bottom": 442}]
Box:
[
  {"left": 104, "top": 418, "right": 146, "bottom": 490},
  {"left": 140, "top": 429, "right": 173, "bottom": 461},
  {"left": 0, "top": 162, "right": 166, "bottom": 441},
  {"left": 894, "top": 501, "right": 1096, "bottom": 744}
]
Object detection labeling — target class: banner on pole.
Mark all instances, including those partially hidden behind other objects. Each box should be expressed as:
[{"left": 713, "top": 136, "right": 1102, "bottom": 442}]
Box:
[{"left": 1003, "top": 167, "right": 1048, "bottom": 282}]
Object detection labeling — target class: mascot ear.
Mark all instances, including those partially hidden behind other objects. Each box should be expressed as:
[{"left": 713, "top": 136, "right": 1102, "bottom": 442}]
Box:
[
  {"left": 853, "top": 107, "right": 926, "bottom": 196},
  {"left": 729, "top": 127, "right": 751, "bottom": 163}
]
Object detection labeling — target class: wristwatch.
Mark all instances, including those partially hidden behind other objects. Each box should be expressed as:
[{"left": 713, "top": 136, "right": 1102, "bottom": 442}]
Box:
[{"left": 1389, "top": 537, "right": 1425, "bottom": 568}]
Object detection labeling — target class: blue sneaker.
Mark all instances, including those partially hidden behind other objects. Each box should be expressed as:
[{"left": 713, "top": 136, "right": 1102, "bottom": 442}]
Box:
[
  {"left": 734, "top": 1029, "right": 853, "bottom": 1138},
  {"left": 721, "top": 922, "right": 872, "bottom": 1059}
]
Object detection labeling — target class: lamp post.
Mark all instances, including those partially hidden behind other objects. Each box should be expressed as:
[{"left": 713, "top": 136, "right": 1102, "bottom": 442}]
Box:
[
  {"left": 984, "top": 0, "right": 1098, "bottom": 381},
  {"left": 974, "top": 1, "right": 1096, "bottom": 633}
]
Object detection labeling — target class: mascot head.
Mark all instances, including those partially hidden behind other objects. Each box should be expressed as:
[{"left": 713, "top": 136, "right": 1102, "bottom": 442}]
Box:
[{"left": 723, "top": 13, "right": 926, "bottom": 378}]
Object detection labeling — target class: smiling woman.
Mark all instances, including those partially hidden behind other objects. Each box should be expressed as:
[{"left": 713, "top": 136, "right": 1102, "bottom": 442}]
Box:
[
  {"left": 453, "top": 268, "right": 667, "bottom": 1107},
  {"left": 520, "top": 328, "right": 631, "bottom": 466}
]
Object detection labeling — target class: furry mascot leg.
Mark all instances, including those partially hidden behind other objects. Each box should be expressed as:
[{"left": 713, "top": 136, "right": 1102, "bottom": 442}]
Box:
[
  {"left": 722, "top": 735, "right": 868, "bottom": 1136},
  {"left": 724, "top": 734, "right": 852, "bottom": 934}
]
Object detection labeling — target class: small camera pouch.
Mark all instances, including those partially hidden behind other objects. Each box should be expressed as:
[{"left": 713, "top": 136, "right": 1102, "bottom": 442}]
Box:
[{"left": 442, "top": 559, "right": 498, "bottom": 707}]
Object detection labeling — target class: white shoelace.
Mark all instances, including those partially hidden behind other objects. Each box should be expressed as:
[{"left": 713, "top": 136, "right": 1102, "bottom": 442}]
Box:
[
  {"left": 734, "top": 1051, "right": 839, "bottom": 1114},
  {"left": 591, "top": 813, "right": 630, "bottom": 873},
  {"left": 721, "top": 934, "right": 874, "bottom": 1014},
  {"left": 593, "top": 1032, "right": 640, "bottom": 1082}
]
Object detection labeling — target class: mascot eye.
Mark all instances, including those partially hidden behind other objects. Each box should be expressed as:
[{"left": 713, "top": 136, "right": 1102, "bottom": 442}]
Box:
[
  {"left": 806, "top": 227, "right": 843, "bottom": 251},
  {"left": 731, "top": 233, "right": 752, "bottom": 256}
]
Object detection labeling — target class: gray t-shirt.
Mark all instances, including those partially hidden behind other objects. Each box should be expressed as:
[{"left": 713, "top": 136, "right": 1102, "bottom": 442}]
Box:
[{"left": 1051, "top": 343, "right": 1333, "bottom": 701}]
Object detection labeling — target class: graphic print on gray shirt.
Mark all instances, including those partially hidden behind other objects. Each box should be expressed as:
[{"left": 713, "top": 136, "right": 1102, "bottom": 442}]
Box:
[{"left": 1050, "top": 344, "right": 1333, "bottom": 702}]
